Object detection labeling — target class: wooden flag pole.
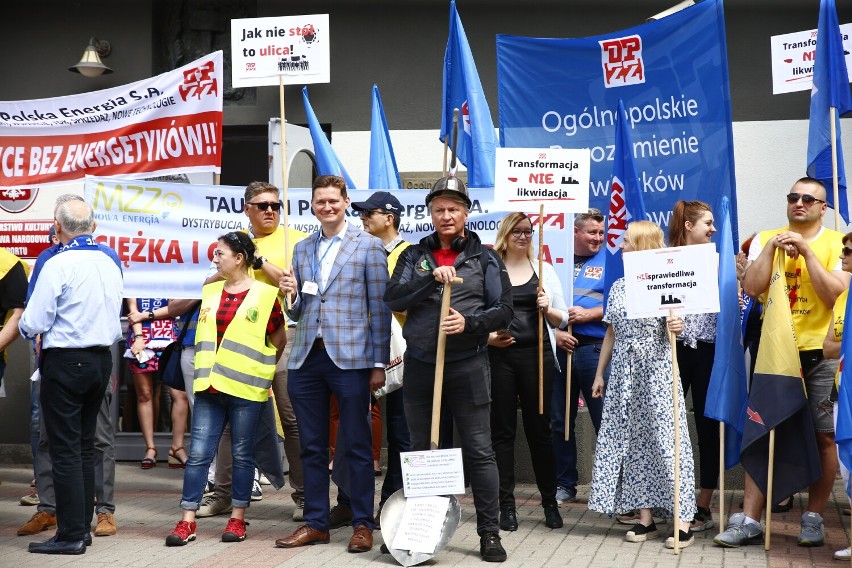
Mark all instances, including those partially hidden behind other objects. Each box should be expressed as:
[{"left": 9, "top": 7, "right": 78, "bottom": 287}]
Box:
[
  {"left": 279, "top": 77, "right": 291, "bottom": 308},
  {"left": 719, "top": 423, "right": 726, "bottom": 532},
  {"left": 765, "top": 428, "right": 776, "bottom": 551},
  {"left": 668, "top": 308, "right": 681, "bottom": 555},
  {"left": 538, "top": 204, "right": 545, "bottom": 414},
  {"left": 564, "top": 325, "right": 573, "bottom": 441},
  {"left": 831, "top": 106, "right": 841, "bottom": 230}
]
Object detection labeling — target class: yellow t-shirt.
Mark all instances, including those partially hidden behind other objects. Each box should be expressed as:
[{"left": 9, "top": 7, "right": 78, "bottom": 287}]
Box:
[
  {"left": 758, "top": 227, "right": 844, "bottom": 351},
  {"left": 247, "top": 226, "right": 308, "bottom": 287}
]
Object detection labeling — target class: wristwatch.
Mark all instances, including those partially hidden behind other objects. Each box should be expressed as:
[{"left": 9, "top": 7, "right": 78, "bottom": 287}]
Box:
[
  {"left": 148, "top": 310, "right": 155, "bottom": 320},
  {"left": 253, "top": 256, "right": 267, "bottom": 270}
]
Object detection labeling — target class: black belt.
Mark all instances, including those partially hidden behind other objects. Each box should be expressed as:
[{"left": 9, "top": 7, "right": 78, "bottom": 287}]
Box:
[
  {"left": 43, "top": 346, "right": 110, "bottom": 353},
  {"left": 574, "top": 333, "right": 603, "bottom": 345}
]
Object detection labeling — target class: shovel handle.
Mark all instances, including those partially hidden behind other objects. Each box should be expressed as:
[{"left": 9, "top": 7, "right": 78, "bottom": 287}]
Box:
[{"left": 430, "top": 277, "right": 463, "bottom": 449}]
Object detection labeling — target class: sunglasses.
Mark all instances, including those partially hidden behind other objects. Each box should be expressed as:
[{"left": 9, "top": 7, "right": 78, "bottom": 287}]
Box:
[
  {"left": 786, "top": 193, "right": 825, "bottom": 205},
  {"left": 843, "top": 247, "right": 852, "bottom": 257},
  {"left": 511, "top": 229, "right": 534, "bottom": 238},
  {"left": 358, "top": 209, "right": 389, "bottom": 218},
  {"left": 248, "top": 201, "right": 282, "bottom": 212}
]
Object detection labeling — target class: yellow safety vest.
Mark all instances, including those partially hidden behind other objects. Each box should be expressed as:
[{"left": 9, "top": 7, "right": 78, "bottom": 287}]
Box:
[{"left": 194, "top": 280, "right": 279, "bottom": 402}]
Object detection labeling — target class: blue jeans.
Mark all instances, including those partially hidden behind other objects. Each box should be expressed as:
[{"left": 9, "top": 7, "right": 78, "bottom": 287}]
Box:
[
  {"left": 180, "top": 391, "right": 263, "bottom": 510},
  {"left": 288, "top": 345, "right": 374, "bottom": 531},
  {"left": 551, "top": 343, "right": 608, "bottom": 489}
]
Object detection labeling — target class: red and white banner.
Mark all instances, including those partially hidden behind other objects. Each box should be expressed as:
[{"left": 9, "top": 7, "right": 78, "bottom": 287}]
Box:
[{"left": 0, "top": 52, "right": 223, "bottom": 189}]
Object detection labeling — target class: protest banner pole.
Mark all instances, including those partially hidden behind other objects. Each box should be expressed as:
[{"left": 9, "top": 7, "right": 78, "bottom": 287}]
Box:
[
  {"left": 831, "top": 106, "right": 841, "bottom": 230},
  {"left": 431, "top": 277, "right": 463, "bottom": 449},
  {"left": 279, "top": 76, "right": 290, "bottom": 268},
  {"left": 669, "top": 307, "right": 681, "bottom": 555},
  {"left": 719, "top": 423, "right": 725, "bottom": 531},
  {"left": 538, "top": 204, "right": 545, "bottom": 414},
  {"left": 442, "top": 135, "right": 449, "bottom": 177},
  {"left": 765, "top": 428, "right": 776, "bottom": 550}
]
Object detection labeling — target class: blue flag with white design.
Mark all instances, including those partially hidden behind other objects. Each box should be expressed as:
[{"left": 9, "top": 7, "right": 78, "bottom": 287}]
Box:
[
  {"left": 369, "top": 85, "right": 401, "bottom": 190},
  {"left": 807, "top": 0, "right": 852, "bottom": 223},
  {"left": 603, "top": 99, "right": 647, "bottom": 307},
  {"left": 302, "top": 86, "right": 356, "bottom": 189},
  {"left": 705, "top": 196, "right": 748, "bottom": 469},
  {"left": 440, "top": 0, "right": 498, "bottom": 188}
]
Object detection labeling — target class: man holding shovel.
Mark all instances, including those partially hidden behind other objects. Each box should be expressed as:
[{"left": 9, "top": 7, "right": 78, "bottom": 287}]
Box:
[{"left": 384, "top": 177, "right": 513, "bottom": 562}]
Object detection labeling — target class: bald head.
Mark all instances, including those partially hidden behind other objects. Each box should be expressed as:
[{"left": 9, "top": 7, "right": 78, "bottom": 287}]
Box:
[{"left": 55, "top": 200, "right": 95, "bottom": 243}]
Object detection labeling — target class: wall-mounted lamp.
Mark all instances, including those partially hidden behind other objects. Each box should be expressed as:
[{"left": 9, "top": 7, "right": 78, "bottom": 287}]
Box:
[
  {"left": 648, "top": 0, "right": 695, "bottom": 21},
  {"left": 69, "top": 37, "right": 112, "bottom": 77}
]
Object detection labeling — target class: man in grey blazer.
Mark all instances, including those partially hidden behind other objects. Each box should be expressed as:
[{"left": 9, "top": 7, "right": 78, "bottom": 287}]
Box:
[{"left": 275, "top": 175, "right": 391, "bottom": 554}]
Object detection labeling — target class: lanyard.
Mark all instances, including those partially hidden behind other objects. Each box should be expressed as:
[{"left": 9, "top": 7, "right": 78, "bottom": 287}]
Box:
[{"left": 312, "top": 234, "right": 338, "bottom": 284}]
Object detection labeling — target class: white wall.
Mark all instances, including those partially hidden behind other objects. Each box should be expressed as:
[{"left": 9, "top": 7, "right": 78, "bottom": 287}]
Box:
[{"left": 332, "top": 119, "right": 852, "bottom": 243}]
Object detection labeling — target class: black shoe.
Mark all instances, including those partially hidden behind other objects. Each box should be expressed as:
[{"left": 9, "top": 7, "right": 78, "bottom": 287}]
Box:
[
  {"left": 329, "top": 503, "right": 353, "bottom": 529},
  {"left": 84, "top": 532, "right": 92, "bottom": 546},
  {"left": 772, "top": 495, "right": 794, "bottom": 513},
  {"left": 28, "top": 535, "right": 87, "bottom": 555},
  {"left": 544, "top": 503, "right": 563, "bottom": 529},
  {"left": 499, "top": 506, "right": 518, "bottom": 531},
  {"left": 480, "top": 532, "right": 507, "bottom": 562}
]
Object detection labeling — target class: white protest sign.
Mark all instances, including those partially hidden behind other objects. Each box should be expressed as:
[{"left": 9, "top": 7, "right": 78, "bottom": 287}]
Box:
[
  {"left": 231, "top": 14, "right": 330, "bottom": 87},
  {"left": 622, "top": 243, "right": 719, "bottom": 319},
  {"left": 494, "top": 147, "right": 591, "bottom": 214},
  {"left": 390, "top": 496, "right": 450, "bottom": 554},
  {"left": 770, "top": 23, "right": 852, "bottom": 95},
  {"left": 401, "top": 448, "right": 464, "bottom": 497}
]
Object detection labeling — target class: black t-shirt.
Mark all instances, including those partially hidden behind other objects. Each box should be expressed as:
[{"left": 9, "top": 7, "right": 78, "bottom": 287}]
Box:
[{"left": 0, "top": 261, "right": 27, "bottom": 356}]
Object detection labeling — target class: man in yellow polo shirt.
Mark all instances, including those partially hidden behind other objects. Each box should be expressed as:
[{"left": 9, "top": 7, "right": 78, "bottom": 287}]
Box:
[{"left": 715, "top": 177, "right": 851, "bottom": 548}]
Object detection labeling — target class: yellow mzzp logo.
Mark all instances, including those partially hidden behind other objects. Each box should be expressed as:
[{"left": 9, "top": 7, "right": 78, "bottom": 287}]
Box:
[{"left": 92, "top": 182, "right": 182, "bottom": 214}]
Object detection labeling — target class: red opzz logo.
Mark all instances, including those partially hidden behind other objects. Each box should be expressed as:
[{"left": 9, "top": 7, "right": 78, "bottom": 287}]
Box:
[
  {"left": 178, "top": 60, "right": 219, "bottom": 101},
  {"left": 599, "top": 35, "right": 645, "bottom": 88},
  {"left": 245, "top": 62, "right": 256, "bottom": 72}
]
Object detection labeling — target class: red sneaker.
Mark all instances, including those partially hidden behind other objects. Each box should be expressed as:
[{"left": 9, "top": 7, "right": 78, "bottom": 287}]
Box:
[
  {"left": 222, "top": 517, "right": 247, "bottom": 542},
  {"left": 165, "top": 520, "right": 197, "bottom": 546}
]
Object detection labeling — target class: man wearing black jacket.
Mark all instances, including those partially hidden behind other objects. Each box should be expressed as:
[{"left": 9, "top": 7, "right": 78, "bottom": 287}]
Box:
[{"left": 384, "top": 178, "right": 513, "bottom": 562}]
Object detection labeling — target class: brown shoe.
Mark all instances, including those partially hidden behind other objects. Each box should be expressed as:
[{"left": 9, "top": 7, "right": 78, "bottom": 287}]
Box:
[
  {"left": 274, "top": 525, "right": 330, "bottom": 548},
  {"left": 94, "top": 512, "right": 117, "bottom": 536},
  {"left": 329, "top": 503, "right": 353, "bottom": 529},
  {"left": 17, "top": 511, "right": 57, "bottom": 536},
  {"left": 348, "top": 525, "right": 373, "bottom": 553}
]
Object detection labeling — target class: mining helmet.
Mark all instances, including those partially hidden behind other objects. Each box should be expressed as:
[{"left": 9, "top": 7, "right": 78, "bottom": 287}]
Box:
[{"left": 424, "top": 175, "right": 471, "bottom": 208}]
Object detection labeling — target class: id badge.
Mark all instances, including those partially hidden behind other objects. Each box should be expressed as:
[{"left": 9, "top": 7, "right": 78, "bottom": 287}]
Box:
[{"left": 302, "top": 281, "right": 319, "bottom": 296}]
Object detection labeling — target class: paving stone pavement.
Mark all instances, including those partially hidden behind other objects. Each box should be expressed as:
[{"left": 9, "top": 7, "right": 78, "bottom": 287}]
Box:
[{"left": 0, "top": 463, "right": 849, "bottom": 567}]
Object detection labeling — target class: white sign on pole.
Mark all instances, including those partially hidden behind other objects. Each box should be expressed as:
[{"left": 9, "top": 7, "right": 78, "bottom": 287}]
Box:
[
  {"left": 622, "top": 243, "right": 719, "bottom": 319},
  {"left": 770, "top": 23, "right": 852, "bottom": 95},
  {"left": 400, "top": 449, "right": 465, "bottom": 497},
  {"left": 494, "top": 147, "right": 591, "bottom": 214},
  {"left": 230, "top": 14, "right": 330, "bottom": 88}
]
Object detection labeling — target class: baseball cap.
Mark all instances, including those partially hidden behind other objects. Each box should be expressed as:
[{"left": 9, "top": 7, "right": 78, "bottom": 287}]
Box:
[{"left": 351, "top": 191, "right": 403, "bottom": 215}]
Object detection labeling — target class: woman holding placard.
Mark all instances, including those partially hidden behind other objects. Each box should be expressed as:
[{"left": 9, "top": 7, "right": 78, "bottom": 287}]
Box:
[
  {"left": 487, "top": 212, "right": 569, "bottom": 531},
  {"left": 588, "top": 220, "right": 696, "bottom": 549},
  {"left": 668, "top": 200, "right": 718, "bottom": 532}
]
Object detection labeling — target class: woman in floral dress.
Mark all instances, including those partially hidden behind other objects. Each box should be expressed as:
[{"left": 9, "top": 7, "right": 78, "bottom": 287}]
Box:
[{"left": 588, "top": 220, "right": 697, "bottom": 549}]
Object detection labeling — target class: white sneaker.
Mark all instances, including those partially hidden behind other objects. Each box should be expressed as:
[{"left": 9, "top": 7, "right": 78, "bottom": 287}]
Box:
[
  {"left": 259, "top": 473, "right": 271, "bottom": 486},
  {"left": 835, "top": 547, "right": 851, "bottom": 560},
  {"left": 197, "top": 494, "right": 232, "bottom": 518},
  {"left": 292, "top": 497, "right": 305, "bottom": 522}
]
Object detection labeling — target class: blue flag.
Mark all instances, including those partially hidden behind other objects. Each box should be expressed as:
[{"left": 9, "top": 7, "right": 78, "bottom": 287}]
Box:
[
  {"left": 440, "top": 0, "right": 498, "bottom": 188},
  {"left": 369, "top": 85, "right": 401, "bottom": 190},
  {"left": 836, "top": 288, "right": 852, "bottom": 493},
  {"left": 704, "top": 196, "right": 748, "bottom": 469},
  {"left": 603, "top": 99, "right": 647, "bottom": 307},
  {"left": 302, "top": 86, "right": 356, "bottom": 189},
  {"left": 807, "top": 0, "right": 852, "bottom": 223}
]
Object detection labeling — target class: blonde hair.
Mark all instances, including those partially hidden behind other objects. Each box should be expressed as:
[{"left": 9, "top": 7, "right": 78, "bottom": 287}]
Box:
[
  {"left": 494, "top": 212, "right": 533, "bottom": 259},
  {"left": 625, "top": 220, "right": 665, "bottom": 252}
]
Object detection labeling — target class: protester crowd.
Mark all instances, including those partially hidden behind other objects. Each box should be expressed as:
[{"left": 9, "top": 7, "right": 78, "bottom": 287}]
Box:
[{"left": 4, "top": 175, "right": 852, "bottom": 561}]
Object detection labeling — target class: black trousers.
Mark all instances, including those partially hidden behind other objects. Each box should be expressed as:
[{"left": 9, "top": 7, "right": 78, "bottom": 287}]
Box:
[
  {"left": 488, "top": 345, "right": 557, "bottom": 508},
  {"left": 40, "top": 347, "right": 112, "bottom": 542},
  {"left": 677, "top": 341, "right": 719, "bottom": 490}
]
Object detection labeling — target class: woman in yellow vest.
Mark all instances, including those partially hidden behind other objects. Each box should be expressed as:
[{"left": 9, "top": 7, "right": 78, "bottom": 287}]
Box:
[
  {"left": 166, "top": 231, "right": 286, "bottom": 547},
  {"left": 822, "top": 230, "right": 852, "bottom": 561}
]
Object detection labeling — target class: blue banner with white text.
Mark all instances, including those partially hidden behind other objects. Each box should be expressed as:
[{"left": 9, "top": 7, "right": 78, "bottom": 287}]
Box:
[{"left": 497, "top": 0, "right": 737, "bottom": 240}]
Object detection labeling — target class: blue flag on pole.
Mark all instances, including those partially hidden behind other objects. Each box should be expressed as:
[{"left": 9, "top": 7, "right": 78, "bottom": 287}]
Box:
[
  {"left": 807, "top": 0, "right": 852, "bottom": 224},
  {"left": 302, "top": 86, "right": 356, "bottom": 189},
  {"left": 440, "top": 0, "right": 498, "bottom": 188},
  {"left": 369, "top": 85, "right": 401, "bottom": 190},
  {"left": 704, "top": 196, "right": 748, "bottom": 469},
  {"left": 836, "top": 288, "right": 852, "bottom": 493},
  {"left": 603, "top": 99, "right": 647, "bottom": 307}
]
